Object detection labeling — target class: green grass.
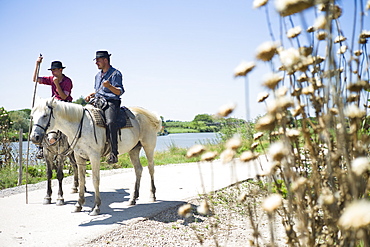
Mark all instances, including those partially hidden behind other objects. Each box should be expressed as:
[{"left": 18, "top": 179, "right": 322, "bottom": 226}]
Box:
[
  {"left": 166, "top": 127, "right": 198, "bottom": 133},
  {"left": 0, "top": 165, "right": 64, "bottom": 190},
  {"left": 0, "top": 135, "right": 268, "bottom": 190}
]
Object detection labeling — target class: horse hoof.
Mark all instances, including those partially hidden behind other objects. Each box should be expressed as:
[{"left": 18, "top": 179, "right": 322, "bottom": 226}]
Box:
[
  {"left": 56, "top": 199, "right": 65, "bottom": 206},
  {"left": 71, "top": 188, "right": 78, "bottom": 194},
  {"left": 43, "top": 198, "right": 52, "bottom": 205},
  {"left": 90, "top": 208, "right": 100, "bottom": 216},
  {"left": 72, "top": 206, "right": 82, "bottom": 213},
  {"left": 128, "top": 200, "right": 136, "bottom": 206}
]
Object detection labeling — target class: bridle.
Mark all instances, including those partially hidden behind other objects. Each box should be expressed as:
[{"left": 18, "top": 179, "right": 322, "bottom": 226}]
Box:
[
  {"left": 33, "top": 101, "right": 87, "bottom": 156},
  {"left": 33, "top": 104, "right": 55, "bottom": 134}
]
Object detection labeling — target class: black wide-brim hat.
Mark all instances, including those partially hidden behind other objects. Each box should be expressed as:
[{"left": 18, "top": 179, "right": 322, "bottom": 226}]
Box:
[
  {"left": 94, "top": 51, "right": 111, "bottom": 60},
  {"left": 48, "top": 61, "right": 66, "bottom": 70}
]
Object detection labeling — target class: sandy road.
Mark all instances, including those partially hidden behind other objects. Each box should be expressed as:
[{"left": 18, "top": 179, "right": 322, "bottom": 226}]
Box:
[{"left": 0, "top": 157, "right": 267, "bottom": 247}]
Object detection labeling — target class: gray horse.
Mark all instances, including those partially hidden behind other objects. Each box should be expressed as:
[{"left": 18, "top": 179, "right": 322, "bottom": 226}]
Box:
[{"left": 41, "top": 131, "right": 79, "bottom": 205}]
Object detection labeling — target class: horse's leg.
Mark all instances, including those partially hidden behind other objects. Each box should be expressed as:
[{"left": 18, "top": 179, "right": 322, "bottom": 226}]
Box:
[
  {"left": 144, "top": 147, "right": 156, "bottom": 202},
  {"left": 56, "top": 156, "right": 65, "bottom": 206},
  {"left": 73, "top": 156, "right": 86, "bottom": 213},
  {"left": 43, "top": 149, "right": 53, "bottom": 205},
  {"left": 89, "top": 155, "right": 101, "bottom": 216},
  {"left": 69, "top": 153, "right": 79, "bottom": 193},
  {"left": 128, "top": 143, "right": 143, "bottom": 205}
]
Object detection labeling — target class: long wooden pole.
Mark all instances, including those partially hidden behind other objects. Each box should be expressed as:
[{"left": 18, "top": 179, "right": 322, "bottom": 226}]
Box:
[
  {"left": 18, "top": 129, "right": 23, "bottom": 186},
  {"left": 25, "top": 54, "right": 42, "bottom": 204}
]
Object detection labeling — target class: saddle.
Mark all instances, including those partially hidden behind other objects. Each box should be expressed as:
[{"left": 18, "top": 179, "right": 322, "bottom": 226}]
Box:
[
  {"left": 89, "top": 106, "right": 135, "bottom": 157},
  {"left": 90, "top": 106, "right": 134, "bottom": 129}
]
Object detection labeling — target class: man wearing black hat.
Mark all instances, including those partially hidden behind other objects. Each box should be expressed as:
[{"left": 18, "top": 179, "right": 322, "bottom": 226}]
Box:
[
  {"left": 85, "top": 51, "right": 124, "bottom": 164},
  {"left": 34, "top": 57, "right": 73, "bottom": 102},
  {"left": 33, "top": 56, "right": 74, "bottom": 158}
]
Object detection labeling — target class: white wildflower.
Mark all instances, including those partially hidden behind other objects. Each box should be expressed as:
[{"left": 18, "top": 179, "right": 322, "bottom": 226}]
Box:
[
  {"left": 234, "top": 61, "right": 256, "bottom": 77},
  {"left": 351, "top": 157, "right": 370, "bottom": 176},
  {"left": 251, "top": 142, "right": 259, "bottom": 149},
  {"left": 256, "top": 41, "right": 278, "bottom": 61},
  {"left": 275, "top": 0, "right": 314, "bottom": 17},
  {"left": 276, "top": 96, "right": 294, "bottom": 109},
  {"left": 197, "top": 200, "right": 210, "bottom": 215},
  {"left": 186, "top": 144, "right": 206, "bottom": 158},
  {"left": 240, "top": 151, "right": 259, "bottom": 162},
  {"left": 276, "top": 86, "right": 288, "bottom": 96},
  {"left": 338, "top": 200, "right": 370, "bottom": 229},
  {"left": 256, "top": 114, "right": 276, "bottom": 131},
  {"left": 360, "top": 30, "right": 370, "bottom": 39},
  {"left": 257, "top": 92, "right": 269, "bottom": 102},
  {"left": 286, "top": 128, "right": 300, "bottom": 138},
  {"left": 269, "top": 142, "right": 289, "bottom": 161},
  {"left": 354, "top": 50, "right": 363, "bottom": 56},
  {"left": 220, "top": 149, "right": 236, "bottom": 164},
  {"left": 337, "top": 45, "right": 347, "bottom": 54},
  {"left": 279, "top": 47, "right": 301, "bottom": 72},
  {"left": 291, "top": 177, "right": 307, "bottom": 191},
  {"left": 313, "top": 15, "right": 326, "bottom": 30},
  {"left": 225, "top": 135, "right": 242, "bottom": 150},
  {"left": 263, "top": 73, "right": 283, "bottom": 89},
  {"left": 334, "top": 35, "right": 347, "bottom": 43},
  {"left": 317, "top": 31, "right": 327, "bottom": 40},
  {"left": 216, "top": 103, "right": 236, "bottom": 118},
  {"left": 262, "top": 194, "right": 282, "bottom": 212},
  {"left": 344, "top": 104, "right": 366, "bottom": 119},
  {"left": 178, "top": 204, "right": 192, "bottom": 218},
  {"left": 301, "top": 84, "right": 315, "bottom": 95},
  {"left": 201, "top": 151, "right": 218, "bottom": 162},
  {"left": 253, "top": 132, "right": 264, "bottom": 141},
  {"left": 287, "top": 26, "right": 302, "bottom": 38},
  {"left": 238, "top": 192, "right": 248, "bottom": 203},
  {"left": 253, "top": 0, "right": 268, "bottom": 8}
]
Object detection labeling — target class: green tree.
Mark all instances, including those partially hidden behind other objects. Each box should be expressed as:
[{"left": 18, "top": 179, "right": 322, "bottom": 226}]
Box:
[
  {"left": 73, "top": 96, "right": 87, "bottom": 106},
  {"left": 193, "top": 114, "right": 214, "bottom": 123},
  {"left": 0, "top": 107, "right": 12, "bottom": 166},
  {"left": 9, "top": 110, "right": 30, "bottom": 133}
]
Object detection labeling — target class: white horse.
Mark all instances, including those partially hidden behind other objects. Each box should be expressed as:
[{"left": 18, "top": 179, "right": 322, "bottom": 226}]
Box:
[{"left": 30, "top": 98, "right": 162, "bottom": 216}]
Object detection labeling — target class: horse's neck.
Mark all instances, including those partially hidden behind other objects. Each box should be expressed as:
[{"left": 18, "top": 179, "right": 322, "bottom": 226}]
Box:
[
  {"left": 53, "top": 106, "right": 84, "bottom": 141},
  {"left": 54, "top": 117, "right": 80, "bottom": 141}
]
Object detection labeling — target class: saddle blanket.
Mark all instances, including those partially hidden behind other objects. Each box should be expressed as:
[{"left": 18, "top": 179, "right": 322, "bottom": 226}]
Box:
[{"left": 90, "top": 107, "right": 134, "bottom": 129}]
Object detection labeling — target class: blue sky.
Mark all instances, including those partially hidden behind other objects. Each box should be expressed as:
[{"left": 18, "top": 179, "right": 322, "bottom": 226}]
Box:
[{"left": 0, "top": 0, "right": 367, "bottom": 121}]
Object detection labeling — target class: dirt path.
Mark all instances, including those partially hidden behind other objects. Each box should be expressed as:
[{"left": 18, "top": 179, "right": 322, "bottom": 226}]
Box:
[{"left": 0, "top": 158, "right": 280, "bottom": 246}]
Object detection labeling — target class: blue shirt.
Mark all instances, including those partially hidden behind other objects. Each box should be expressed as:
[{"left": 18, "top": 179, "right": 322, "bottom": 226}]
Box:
[{"left": 94, "top": 66, "right": 124, "bottom": 100}]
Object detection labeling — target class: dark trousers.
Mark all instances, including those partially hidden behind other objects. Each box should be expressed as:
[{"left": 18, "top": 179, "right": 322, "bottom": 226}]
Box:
[{"left": 105, "top": 99, "right": 121, "bottom": 156}]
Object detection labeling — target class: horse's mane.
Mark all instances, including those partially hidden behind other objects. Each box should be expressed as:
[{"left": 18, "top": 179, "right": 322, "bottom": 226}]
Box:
[
  {"left": 54, "top": 100, "right": 84, "bottom": 122},
  {"left": 129, "top": 106, "right": 162, "bottom": 132},
  {"left": 31, "top": 98, "right": 84, "bottom": 123}
]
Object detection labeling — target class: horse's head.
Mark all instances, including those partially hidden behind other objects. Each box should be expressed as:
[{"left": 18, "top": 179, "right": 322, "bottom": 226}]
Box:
[{"left": 30, "top": 98, "right": 57, "bottom": 145}]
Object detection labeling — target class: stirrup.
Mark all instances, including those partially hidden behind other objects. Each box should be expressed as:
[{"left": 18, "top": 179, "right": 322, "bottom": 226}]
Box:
[
  {"left": 107, "top": 153, "right": 118, "bottom": 164},
  {"left": 36, "top": 147, "right": 44, "bottom": 159}
]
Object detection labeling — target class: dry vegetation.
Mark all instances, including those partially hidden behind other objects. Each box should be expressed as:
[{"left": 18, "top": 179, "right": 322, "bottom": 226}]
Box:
[{"left": 182, "top": 0, "right": 370, "bottom": 246}]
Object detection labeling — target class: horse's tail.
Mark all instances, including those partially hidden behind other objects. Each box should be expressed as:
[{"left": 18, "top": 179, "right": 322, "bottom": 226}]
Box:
[{"left": 129, "top": 107, "right": 162, "bottom": 132}]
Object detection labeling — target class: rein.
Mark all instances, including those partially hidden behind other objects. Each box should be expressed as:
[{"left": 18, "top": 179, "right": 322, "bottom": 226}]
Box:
[
  {"left": 57, "top": 108, "right": 86, "bottom": 157},
  {"left": 33, "top": 105, "right": 54, "bottom": 132},
  {"left": 34, "top": 104, "right": 86, "bottom": 157}
]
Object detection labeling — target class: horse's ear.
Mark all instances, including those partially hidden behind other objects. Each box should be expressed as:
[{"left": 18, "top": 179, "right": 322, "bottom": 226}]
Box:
[{"left": 50, "top": 96, "right": 57, "bottom": 107}]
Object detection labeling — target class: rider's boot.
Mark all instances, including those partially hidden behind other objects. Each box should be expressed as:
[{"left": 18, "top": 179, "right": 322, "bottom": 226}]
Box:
[{"left": 107, "top": 125, "right": 118, "bottom": 164}]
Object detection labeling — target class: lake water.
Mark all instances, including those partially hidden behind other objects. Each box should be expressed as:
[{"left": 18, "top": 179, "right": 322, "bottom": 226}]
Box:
[
  {"left": 155, "top": 132, "right": 220, "bottom": 152},
  {"left": 12, "top": 132, "right": 220, "bottom": 157}
]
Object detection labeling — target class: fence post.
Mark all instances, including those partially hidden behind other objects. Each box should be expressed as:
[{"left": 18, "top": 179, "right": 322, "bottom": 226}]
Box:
[{"left": 18, "top": 129, "right": 23, "bottom": 186}]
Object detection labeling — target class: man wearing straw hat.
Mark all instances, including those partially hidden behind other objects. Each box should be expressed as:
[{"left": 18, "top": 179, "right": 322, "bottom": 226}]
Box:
[{"left": 85, "top": 51, "right": 124, "bottom": 164}]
